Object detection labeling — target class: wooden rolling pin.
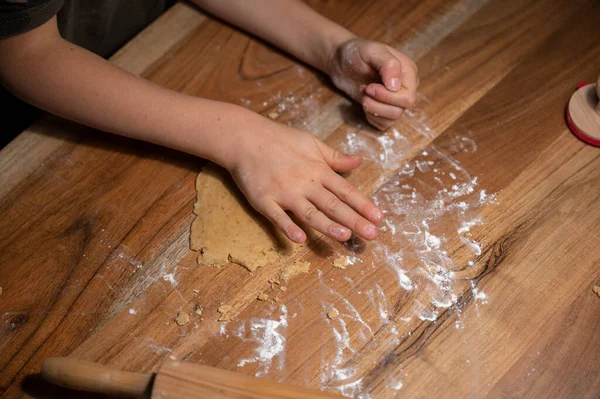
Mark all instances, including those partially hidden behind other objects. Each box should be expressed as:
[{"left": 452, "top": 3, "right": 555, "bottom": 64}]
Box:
[{"left": 41, "top": 357, "right": 341, "bottom": 398}]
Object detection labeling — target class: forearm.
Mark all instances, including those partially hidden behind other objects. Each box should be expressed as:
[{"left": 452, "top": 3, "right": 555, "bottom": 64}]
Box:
[
  {"left": 0, "top": 19, "right": 257, "bottom": 169},
  {"left": 190, "top": 0, "right": 355, "bottom": 74}
]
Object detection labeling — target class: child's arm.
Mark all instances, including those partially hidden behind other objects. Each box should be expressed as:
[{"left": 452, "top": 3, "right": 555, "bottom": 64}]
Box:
[
  {"left": 191, "top": 0, "right": 419, "bottom": 130},
  {"left": 0, "top": 16, "right": 382, "bottom": 243}
]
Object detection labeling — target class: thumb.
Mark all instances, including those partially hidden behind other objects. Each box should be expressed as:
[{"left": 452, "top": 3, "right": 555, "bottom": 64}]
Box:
[
  {"left": 361, "top": 44, "right": 403, "bottom": 92},
  {"left": 318, "top": 141, "right": 363, "bottom": 173}
]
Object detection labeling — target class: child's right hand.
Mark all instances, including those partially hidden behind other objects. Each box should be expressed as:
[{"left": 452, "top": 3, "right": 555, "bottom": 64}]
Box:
[{"left": 227, "top": 120, "right": 383, "bottom": 243}]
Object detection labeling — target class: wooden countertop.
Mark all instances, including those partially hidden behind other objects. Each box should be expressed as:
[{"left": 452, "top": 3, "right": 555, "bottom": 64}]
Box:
[{"left": 1, "top": 1, "right": 599, "bottom": 398}]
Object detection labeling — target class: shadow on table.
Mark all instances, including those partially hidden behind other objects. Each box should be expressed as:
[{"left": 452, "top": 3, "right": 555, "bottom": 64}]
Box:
[
  {"left": 13, "top": 113, "right": 205, "bottom": 174},
  {"left": 21, "top": 374, "right": 112, "bottom": 399}
]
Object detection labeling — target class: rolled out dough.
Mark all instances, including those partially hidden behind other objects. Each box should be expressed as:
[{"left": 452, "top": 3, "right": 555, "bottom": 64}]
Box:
[{"left": 190, "top": 165, "right": 296, "bottom": 272}]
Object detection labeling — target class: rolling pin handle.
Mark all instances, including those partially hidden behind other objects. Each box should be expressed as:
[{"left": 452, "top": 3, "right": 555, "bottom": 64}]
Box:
[{"left": 41, "top": 357, "right": 153, "bottom": 398}]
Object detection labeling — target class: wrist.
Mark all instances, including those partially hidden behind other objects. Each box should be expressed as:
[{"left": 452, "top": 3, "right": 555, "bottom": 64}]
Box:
[
  {"left": 199, "top": 105, "right": 268, "bottom": 173},
  {"left": 319, "top": 30, "right": 357, "bottom": 76}
]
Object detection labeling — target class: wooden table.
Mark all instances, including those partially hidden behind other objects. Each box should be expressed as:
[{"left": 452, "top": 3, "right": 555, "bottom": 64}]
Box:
[{"left": 1, "top": 1, "right": 599, "bottom": 398}]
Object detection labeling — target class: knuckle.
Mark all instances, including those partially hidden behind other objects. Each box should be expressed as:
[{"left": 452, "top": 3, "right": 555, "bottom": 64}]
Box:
[
  {"left": 270, "top": 210, "right": 289, "bottom": 227},
  {"left": 325, "top": 196, "right": 342, "bottom": 214},
  {"left": 339, "top": 183, "right": 357, "bottom": 200},
  {"left": 390, "top": 107, "right": 404, "bottom": 119},
  {"left": 384, "top": 58, "right": 399, "bottom": 70},
  {"left": 351, "top": 216, "right": 363, "bottom": 231},
  {"left": 303, "top": 206, "right": 319, "bottom": 222},
  {"left": 375, "top": 88, "right": 389, "bottom": 102}
]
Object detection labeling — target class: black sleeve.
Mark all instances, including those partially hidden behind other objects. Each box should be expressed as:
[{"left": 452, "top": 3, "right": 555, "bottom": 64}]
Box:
[{"left": 0, "top": 0, "right": 64, "bottom": 39}]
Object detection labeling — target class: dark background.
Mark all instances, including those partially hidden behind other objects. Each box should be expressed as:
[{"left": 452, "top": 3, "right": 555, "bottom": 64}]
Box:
[{"left": 2, "top": 0, "right": 177, "bottom": 149}]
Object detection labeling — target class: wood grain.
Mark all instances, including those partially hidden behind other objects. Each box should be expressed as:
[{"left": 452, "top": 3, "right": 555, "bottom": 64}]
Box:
[{"left": 1, "top": 0, "right": 599, "bottom": 398}]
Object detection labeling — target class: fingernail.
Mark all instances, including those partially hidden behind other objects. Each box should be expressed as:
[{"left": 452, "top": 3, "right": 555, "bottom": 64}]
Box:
[
  {"left": 292, "top": 231, "right": 305, "bottom": 242},
  {"left": 362, "top": 102, "right": 368, "bottom": 111},
  {"left": 330, "top": 226, "right": 350, "bottom": 239},
  {"left": 364, "top": 224, "right": 377, "bottom": 238},
  {"left": 389, "top": 78, "right": 400, "bottom": 91},
  {"left": 371, "top": 209, "right": 383, "bottom": 222}
]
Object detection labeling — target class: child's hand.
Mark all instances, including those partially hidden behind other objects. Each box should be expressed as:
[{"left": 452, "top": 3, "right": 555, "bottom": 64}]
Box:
[
  {"left": 328, "top": 38, "right": 419, "bottom": 131},
  {"left": 228, "top": 122, "right": 383, "bottom": 243}
]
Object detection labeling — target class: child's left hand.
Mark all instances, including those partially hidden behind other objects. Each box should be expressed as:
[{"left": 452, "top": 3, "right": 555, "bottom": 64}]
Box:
[{"left": 328, "top": 38, "right": 419, "bottom": 131}]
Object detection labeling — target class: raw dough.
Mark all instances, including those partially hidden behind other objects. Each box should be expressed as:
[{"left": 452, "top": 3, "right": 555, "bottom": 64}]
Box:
[
  {"left": 194, "top": 305, "right": 203, "bottom": 316},
  {"left": 217, "top": 304, "right": 233, "bottom": 321},
  {"left": 593, "top": 285, "right": 600, "bottom": 298},
  {"left": 190, "top": 165, "right": 295, "bottom": 272},
  {"left": 175, "top": 311, "right": 190, "bottom": 326},
  {"left": 327, "top": 310, "right": 339, "bottom": 320},
  {"left": 332, "top": 256, "right": 349, "bottom": 269},
  {"left": 280, "top": 261, "right": 311, "bottom": 281},
  {"left": 257, "top": 292, "right": 269, "bottom": 301}
]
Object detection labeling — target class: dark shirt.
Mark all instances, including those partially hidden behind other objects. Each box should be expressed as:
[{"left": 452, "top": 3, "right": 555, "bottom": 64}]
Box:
[
  {"left": 1, "top": 0, "right": 173, "bottom": 57},
  {"left": 0, "top": 0, "right": 175, "bottom": 147}
]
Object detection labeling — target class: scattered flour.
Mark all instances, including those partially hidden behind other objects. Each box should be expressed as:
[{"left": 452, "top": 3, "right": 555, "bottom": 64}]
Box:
[{"left": 237, "top": 306, "right": 289, "bottom": 377}]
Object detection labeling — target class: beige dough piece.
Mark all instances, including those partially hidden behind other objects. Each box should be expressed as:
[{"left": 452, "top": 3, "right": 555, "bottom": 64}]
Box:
[
  {"left": 593, "top": 285, "right": 600, "bottom": 298},
  {"left": 217, "top": 304, "right": 234, "bottom": 322},
  {"left": 190, "top": 165, "right": 296, "bottom": 272},
  {"left": 280, "top": 261, "right": 311, "bottom": 281},
  {"left": 193, "top": 305, "right": 203, "bottom": 316},
  {"left": 257, "top": 292, "right": 269, "bottom": 301},
  {"left": 175, "top": 311, "right": 191, "bottom": 326},
  {"left": 327, "top": 310, "right": 339, "bottom": 320},
  {"left": 332, "top": 256, "right": 349, "bottom": 269}
]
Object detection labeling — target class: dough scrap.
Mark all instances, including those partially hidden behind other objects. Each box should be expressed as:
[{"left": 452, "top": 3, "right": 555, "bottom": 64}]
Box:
[
  {"left": 333, "top": 256, "right": 349, "bottom": 269},
  {"left": 175, "top": 311, "right": 190, "bottom": 326},
  {"left": 327, "top": 310, "right": 339, "bottom": 320},
  {"left": 257, "top": 292, "right": 269, "bottom": 301},
  {"left": 217, "top": 304, "right": 234, "bottom": 322},
  {"left": 593, "top": 285, "right": 600, "bottom": 298},
  {"left": 280, "top": 261, "right": 311, "bottom": 281},
  {"left": 333, "top": 256, "right": 360, "bottom": 269},
  {"left": 194, "top": 305, "right": 203, "bottom": 316},
  {"left": 190, "top": 165, "right": 296, "bottom": 272}
]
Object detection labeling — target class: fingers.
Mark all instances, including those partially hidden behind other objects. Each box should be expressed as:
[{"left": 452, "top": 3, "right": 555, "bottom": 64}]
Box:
[
  {"left": 360, "top": 45, "right": 403, "bottom": 92},
  {"left": 399, "top": 61, "right": 419, "bottom": 98},
  {"left": 316, "top": 139, "right": 363, "bottom": 173},
  {"left": 308, "top": 187, "right": 380, "bottom": 240},
  {"left": 365, "top": 83, "right": 415, "bottom": 109},
  {"left": 366, "top": 113, "right": 396, "bottom": 131},
  {"left": 362, "top": 95, "right": 404, "bottom": 120},
  {"left": 323, "top": 173, "right": 384, "bottom": 225},
  {"left": 260, "top": 200, "right": 307, "bottom": 243},
  {"left": 388, "top": 47, "right": 419, "bottom": 94},
  {"left": 292, "top": 198, "right": 352, "bottom": 241}
]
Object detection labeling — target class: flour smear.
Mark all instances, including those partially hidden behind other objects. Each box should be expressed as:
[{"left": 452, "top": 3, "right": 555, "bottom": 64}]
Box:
[
  {"left": 235, "top": 305, "right": 289, "bottom": 377},
  {"left": 215, "top": 118, "right": 497, "bottom": 398}
]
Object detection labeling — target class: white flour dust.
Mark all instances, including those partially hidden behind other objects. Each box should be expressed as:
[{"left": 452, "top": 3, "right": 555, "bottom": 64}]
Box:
[
  {"left": 236, "top": 305, "right": 289, "bottom": 377},
  {"left": 321, "top": 118, "right": 498, "bottom": 397},
  {"left": 369, "top": 141, "right": 497, "bottom": 324}
]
